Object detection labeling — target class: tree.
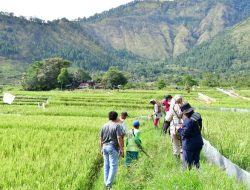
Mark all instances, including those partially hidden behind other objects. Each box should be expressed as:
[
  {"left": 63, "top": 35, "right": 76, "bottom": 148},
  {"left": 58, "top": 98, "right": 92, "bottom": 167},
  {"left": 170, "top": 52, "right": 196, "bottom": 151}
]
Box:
[
  {"left": 201, "top": 73, "right": 220, "bottom": 87},
  {"left": 157, "top": 78, "right": 166, "bottom": 89},
  {"left": 22, "top": 57, "right": 71, "bottom": 90},
  {"left": 102, "top": 67, "right": 128, "bottom": 89},
  {"left": 57, "top": 68, "right": 70, "bottom": 90},
  {"left": 68, "top": 67, "right": 91, "bottom": 88}
]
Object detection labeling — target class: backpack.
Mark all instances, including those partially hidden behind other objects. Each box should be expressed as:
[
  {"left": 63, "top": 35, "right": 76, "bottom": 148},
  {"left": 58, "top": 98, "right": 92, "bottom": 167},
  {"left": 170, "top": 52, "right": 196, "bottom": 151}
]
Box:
[
  {"left": 156, "top": 102, "right": 162, "bottom": 113},
  {"left": 191, "top": 112, "right": 202, "bottom": 131}
]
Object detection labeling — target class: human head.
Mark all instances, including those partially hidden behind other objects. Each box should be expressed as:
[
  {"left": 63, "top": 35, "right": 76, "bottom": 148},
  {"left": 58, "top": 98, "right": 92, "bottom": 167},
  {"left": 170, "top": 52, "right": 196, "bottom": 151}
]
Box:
[
  {"left": 149, "top": 99, "right": 156, "bottom": 105},
  {"left": 121, "top": 112, "right": 129, "bottom": 119},
  {"left": 133, "top": 120, "right": 140, "bottom": 129},
  {"left": 180, "top": 103, "right": 194, "bottom": 118},
  {"left": 174, "top": 95, "right": 183, "bottom": 104},
  {"left": 109, "top": 111, "right": 118, "bottom": 121},
  {"left": 165, "top": 95, "right": 172, "bottom": 101}
]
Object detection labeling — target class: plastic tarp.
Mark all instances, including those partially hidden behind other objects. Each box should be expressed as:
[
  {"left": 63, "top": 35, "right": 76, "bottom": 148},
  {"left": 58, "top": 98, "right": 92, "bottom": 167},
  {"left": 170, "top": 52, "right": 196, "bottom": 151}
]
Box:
[
  {"left": 195, "top": 107, "right": 250, "bottom": 113},
  {"left": 2, "top": 93, "right": 15, "bottom": 104},
  {"left": 203, "top": 138, "right": 250, "bottom": 189}
]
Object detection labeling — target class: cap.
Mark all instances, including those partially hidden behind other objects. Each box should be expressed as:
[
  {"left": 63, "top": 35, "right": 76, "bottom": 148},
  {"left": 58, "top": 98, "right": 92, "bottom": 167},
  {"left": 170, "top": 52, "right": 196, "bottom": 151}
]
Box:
[
  {"left": 180, "top": 103, "right": 194, "bottom": 114},
  {"left": 133, "top": 120, "right": 140, "bottom": 127}
]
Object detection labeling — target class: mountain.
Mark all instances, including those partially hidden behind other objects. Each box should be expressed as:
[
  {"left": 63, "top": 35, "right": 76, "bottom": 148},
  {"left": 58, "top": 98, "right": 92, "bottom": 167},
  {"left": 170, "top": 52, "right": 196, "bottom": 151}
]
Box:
[
  {"left": 83, "top": 0, "right": 250, "bottom": 59},
  {"left": 0, "top": 0, "right": 250, "bottom": 84},
  {"left": 0, "top": 13, "right": 141, "bottom": 72},
  {"left": 173, "top": 16, "right": 250, "bottom": 74}
]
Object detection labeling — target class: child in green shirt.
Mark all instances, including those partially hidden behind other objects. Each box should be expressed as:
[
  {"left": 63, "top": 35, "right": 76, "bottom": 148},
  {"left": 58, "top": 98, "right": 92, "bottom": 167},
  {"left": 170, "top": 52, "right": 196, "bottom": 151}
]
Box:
[{"left": 125, "top": 120, "right": 142, "bottom": 166}]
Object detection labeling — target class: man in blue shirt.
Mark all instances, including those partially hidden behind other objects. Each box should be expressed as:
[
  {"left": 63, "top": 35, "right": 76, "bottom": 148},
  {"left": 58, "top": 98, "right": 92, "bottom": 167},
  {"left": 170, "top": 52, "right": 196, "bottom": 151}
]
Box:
[{"left": 177, "top": 103, "right": 203, "bottom": 170}]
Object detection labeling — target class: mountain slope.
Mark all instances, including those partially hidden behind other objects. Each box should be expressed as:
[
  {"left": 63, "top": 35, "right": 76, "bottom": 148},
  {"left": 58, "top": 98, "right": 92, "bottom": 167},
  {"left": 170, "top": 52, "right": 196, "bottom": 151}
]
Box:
[
  {"left": 0, "top": 0, "right": 250, "bottom": 77},
  {"left": 83, "top": 0, "right": 250, "bottom": 59},
  {"left": 173, "top": 16, "right": 250, "bottom": 73},
  {"left": 0, "top": 13, "right": 139, "bottom": 71}
]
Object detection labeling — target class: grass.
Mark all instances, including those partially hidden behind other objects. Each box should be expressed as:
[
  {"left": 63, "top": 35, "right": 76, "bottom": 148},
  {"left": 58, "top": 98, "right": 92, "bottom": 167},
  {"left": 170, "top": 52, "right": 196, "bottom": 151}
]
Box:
[{"left": 0, "top": 88, "right": 249, "bottom": 189}]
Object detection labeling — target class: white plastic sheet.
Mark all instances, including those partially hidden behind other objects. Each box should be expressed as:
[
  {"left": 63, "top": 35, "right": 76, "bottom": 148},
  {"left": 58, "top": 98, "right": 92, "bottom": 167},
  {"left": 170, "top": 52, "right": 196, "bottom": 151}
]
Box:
[
  {"left": 3, "top": 93, "right": 15, "bottom": 104},
  {"left": 203, "top": 138, "right": 250, "bottom": 189}
]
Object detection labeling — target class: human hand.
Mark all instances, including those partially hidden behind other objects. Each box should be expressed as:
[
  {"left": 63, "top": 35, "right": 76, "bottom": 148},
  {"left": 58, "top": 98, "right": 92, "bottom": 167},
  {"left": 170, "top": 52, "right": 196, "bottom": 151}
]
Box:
[
  {"left": 176, "top": 124, "right": 183, "bottom": 130},
  {"left": 119, "top": 149, "right": 124, "bottom": 158}
]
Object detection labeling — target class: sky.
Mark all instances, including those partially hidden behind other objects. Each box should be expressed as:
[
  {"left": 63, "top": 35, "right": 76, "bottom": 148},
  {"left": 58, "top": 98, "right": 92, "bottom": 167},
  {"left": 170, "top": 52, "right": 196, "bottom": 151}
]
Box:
[{"left": 0, "top": 0, "right": 133, "bottom": 21}]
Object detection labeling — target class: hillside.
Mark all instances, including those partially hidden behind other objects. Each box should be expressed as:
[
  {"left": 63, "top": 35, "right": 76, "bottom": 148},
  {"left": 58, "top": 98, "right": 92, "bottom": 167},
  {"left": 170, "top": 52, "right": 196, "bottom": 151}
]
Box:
[
  {"left": 84, "top": 0, "right": 250, "bottom": 59},
  {"left": 173, "top": 16, "right": 250, "bottom": 74},
  {"left": 0, "top": 0, "right": 250, "bottom": 84},
  {"left": 0, "top": 13, "right": 140, "bottom": 72}
]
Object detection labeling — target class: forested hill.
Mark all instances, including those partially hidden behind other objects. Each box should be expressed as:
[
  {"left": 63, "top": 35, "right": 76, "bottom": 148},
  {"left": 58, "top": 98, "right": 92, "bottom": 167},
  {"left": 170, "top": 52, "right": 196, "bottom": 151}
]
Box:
[
  {"left": 0, "top": 14, "right": 140, "bottom": 71},
  {"left": 83, "top": 0, "right": 250, "bottom": 59},
  {"left": 173, "top": 16, "right": 250, "bottom": 74},
  {"left": 0, "top": 0, "right": 250, "bottom": 75}
]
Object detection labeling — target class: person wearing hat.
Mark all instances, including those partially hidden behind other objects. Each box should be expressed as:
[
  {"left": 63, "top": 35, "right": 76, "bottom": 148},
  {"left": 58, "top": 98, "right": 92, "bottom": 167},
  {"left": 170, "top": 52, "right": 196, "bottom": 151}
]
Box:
[
  {"left": 165, "top": 95, "right": 184, "bottom": 158},
  {"left": 176, "top": 103, "right": 203, "bottom": 170},
  {"left": 162, "top": 95, "right": 172, "bottom": 134},
  {"left": 149, "top": 99, "right": 162, "bottom": 128},
  {"left": 125, "top": 120, "right": 142, "bottom": 166}
]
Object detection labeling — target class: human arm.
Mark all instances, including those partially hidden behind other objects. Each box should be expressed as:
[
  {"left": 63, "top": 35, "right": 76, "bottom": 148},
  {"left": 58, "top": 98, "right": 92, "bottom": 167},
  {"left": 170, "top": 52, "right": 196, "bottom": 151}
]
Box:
[
  {"left": 116, "top": 124, "right": 124, "bottom": 157},
  {"left": 118, "top": 136, "right": 124, "bottom": 157},
  {"left": 134, "top": 132, "right": 142, "bottom": 149},
  {"left": 165, "top": 109, "right": 173, "bottom": 122},
  {"left": 99, "top": 129, "right": 103, "bottom": 155},
  {"left": 99, "top": 137, "right": 103, "bottom": 155},
  {"left": 178, "top": 120, "right": 193, "bottom": 138}
]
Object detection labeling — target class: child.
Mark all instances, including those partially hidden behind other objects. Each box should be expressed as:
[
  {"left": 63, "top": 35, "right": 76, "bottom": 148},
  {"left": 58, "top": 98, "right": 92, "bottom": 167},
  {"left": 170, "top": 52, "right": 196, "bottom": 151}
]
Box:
[
  {"left": 149, "top": 99, "right": 162, "bottom": 128},
  {"left": 125, "top": 120, "right": 142, "bottom": 166}
]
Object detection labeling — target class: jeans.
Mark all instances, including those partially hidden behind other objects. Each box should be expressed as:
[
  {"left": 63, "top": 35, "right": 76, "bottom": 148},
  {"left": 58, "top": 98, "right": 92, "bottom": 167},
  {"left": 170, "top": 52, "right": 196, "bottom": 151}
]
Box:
[{"left": 103, "top": 145, "right": 119, "bottom": 187}]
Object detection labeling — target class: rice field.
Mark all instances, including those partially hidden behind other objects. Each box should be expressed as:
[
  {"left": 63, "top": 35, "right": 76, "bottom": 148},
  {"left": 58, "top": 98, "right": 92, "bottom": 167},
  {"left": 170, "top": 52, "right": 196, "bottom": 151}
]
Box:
[{"left": 0, "top": 88, "right": 249, "bottom": 189}]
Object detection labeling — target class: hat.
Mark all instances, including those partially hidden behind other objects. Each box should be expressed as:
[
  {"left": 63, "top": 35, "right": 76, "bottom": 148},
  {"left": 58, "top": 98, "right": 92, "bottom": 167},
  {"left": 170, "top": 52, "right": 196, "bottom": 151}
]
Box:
[
  {"left": 180, "top": 103, "right": 193, "bottom": 114},
  {"left": 121, "top": 112, "right": 129, "bottom": 117},
  {"left": 133, "top": 120, "right": 140, "bottom": 127},
  {"left": 165, "top": 95, "right": 172, "bottom": 100},
  {"left": 174, "top": 95, "right": 182, "bottom": 102},
  {"left": 149, "top": 99, "right": 156, "bottom": 104}
]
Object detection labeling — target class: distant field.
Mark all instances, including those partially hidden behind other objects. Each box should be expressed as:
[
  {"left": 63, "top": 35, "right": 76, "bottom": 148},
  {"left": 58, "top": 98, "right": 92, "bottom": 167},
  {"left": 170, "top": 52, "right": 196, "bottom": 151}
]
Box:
[{"left": 0, "top": 88, "right": 249, "bottom": 189}]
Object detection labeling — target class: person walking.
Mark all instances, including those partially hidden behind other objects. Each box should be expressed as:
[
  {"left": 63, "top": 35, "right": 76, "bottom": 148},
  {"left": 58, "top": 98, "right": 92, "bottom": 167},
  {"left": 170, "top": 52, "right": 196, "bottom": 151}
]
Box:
[
  {"left": 165, "top": 95, "right": 183, "bottom": 159},
  {"left": 119, "top": 112, "right": 129, "bottom": 136},
  {"left": 100, "top": 111, "right": 124, "bottom": 189},
  {"left": 125, "top": 120, "right": 142, "bottom": 166},
  {"left": 150, "top": 99, "right": 162, "bottom": 128},
  {"left": 177, "top": 103, "right": 203, "bottom": 170},
  {"left": 162, "top": 95, "right": 172, "bottom": 134}
]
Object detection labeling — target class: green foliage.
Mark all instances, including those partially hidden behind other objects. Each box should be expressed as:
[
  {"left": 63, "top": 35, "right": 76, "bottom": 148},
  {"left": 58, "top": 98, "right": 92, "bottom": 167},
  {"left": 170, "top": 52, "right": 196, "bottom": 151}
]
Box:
[
  {"left": 179, "top": 75, "right": 198, "bottom": 87},
  {"left": 201, "top": 73, "right": 220, "bottom": 87},
  {"left": 0, "top": 88, "right": 249, "bottom": 189},
  {"left": 102, "top": 67, "right": 128, "bottom": 89},
  {"left": 57, "top": 68, "right": 70, "bottom": 90},
  {"left": 22, "top": 57, "right": 70, "bottom": 90},
  {"left": 67, "top": 67, "right": 91, "bottom": 88},
  {"left": 157, "top": 78, "right": 166, "bottom": 89}
]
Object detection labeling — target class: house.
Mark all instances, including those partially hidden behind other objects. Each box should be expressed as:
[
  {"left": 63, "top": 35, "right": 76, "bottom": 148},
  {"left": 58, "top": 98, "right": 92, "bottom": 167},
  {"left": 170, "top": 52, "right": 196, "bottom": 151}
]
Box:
[{"left": 78, "top": 81, "right": 96, "bottom": 89}]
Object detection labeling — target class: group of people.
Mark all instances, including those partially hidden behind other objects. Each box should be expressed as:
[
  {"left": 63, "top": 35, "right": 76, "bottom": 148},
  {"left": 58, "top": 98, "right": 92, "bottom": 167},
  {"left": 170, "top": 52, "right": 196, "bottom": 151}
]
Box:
[
  {"left": 99, "top": 94, "right": 204, "bottom": 189},
  {"left": 150, "top": 95, "right": 204, "bottom": 170},
  {"left": 99, "top": 111, "right": 142, "bottom": 189}
]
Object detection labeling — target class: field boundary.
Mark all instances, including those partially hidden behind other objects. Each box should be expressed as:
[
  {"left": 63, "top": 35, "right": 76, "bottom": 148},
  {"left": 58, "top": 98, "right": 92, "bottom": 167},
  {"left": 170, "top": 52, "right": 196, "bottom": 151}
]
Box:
[
  {"left": 196, "top": 107, "right": 250, "bottom": 113},
  {"left": 203, "top": 138, "right": 250, "bottom": 188}
]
